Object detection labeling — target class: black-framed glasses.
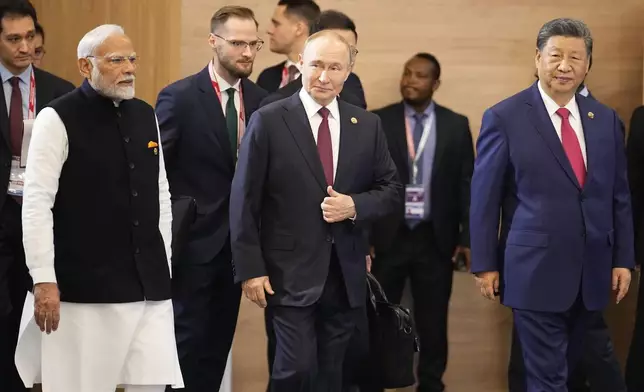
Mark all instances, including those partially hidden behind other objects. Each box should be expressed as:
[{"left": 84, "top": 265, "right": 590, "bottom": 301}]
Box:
[
  {"left": 86, "top": 55, "right": 138, "bottom": 66},
  {"left": 213, "top": 34, "right": 264, "bottom": 52}
]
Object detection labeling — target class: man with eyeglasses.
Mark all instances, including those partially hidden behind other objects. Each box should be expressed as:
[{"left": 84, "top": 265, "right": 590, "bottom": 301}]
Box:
[
  {"left": 14, "top": 23, "right": 182, "bottom": 392},
  {"left": 31, "top": 22, "right": 44, "bottom": 67},
  {"left": 155, "top": 5, "right": 267, "bottom": 392},
  {"left": 0, "top": 1, "right": 73, "bottom": 391}
]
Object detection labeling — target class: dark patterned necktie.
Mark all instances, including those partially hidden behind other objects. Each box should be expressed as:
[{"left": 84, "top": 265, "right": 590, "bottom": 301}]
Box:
[{"left": 317, "top": 107, "right": 333, "bottom": 186}]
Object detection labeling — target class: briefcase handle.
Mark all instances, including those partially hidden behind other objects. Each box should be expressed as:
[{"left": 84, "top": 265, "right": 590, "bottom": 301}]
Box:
[{"left": 366, "top": 272, "right": 389, "bottom": 307}]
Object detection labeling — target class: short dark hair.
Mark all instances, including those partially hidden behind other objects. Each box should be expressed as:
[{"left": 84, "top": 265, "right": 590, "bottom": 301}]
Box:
[
  {"left": 413, "top": 52, "right": 441, "bottom": 80},
  {"left": 210, "top": 5, "right": 258, "bottom": 33},
  {"left": 34, "top": 21, "right": 43, "bottom": 42},
  {"left": 277, "top": 0, "right": 320, "bottom": 33},
  {"left": 310, "top": 10, "right": 358, "bottom": 41},
  {"left": 536, "top": 18, "right": 593, "bottom": 58},
  {"left": 0, "top": 0, "right": 37, "bottom": 33}
]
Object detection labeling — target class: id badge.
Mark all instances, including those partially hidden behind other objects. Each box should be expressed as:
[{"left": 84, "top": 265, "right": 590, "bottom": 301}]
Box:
[
  {"left": 8, "top": 157, "right": 24, "bottom": 196},
  {"left": 404, "top": 185, "right": 425, "bottom": 220}
]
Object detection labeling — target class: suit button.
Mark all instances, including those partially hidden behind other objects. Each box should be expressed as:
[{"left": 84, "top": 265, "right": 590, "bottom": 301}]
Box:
[
  {"left": 326, "top": 234, "right": 332, "bottom": 242},
  {"left": 129, "top": 162, "right": 135, "bottom": 169},
  {"left": 135, "top": 247, "right": 140, "bottom": 254},
  {"left": 132, "top": 190, "right": 138, "bottom": 197},
  {"left": 123, "top": 136, "right": 130, "bottom": 143},
  {"left": 133, "top": 220, "right": 139, "bottom": 227}
]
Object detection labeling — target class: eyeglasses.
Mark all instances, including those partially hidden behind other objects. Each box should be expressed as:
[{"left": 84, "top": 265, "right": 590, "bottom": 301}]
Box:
[
  {"left": 86, "top": 55, "right": 138, "bottom": 66},
  {"left": 213, "top": 34, "right": 264, "bottom": 52}
]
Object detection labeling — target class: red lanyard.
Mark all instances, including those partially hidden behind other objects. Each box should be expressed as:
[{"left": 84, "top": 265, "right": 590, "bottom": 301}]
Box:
[
  {"left": 209, "top": 61, "right": 245, "bottom": 145},
  {"left": 27, "top": 69, "right": 35, "bottom": 119},
  {"left": 279, "top": 65, "right": 289, "bottom": 89}
]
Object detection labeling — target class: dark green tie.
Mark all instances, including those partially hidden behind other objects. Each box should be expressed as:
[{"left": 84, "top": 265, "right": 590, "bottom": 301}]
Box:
[{"left": 225, "top": 87, "right": 238, "bottom": 160}]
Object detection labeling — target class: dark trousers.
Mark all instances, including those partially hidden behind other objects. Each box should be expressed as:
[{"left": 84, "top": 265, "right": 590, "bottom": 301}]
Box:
[
  {"left": 166, "top": 245, "right": 241, "bottom": 392},
  {"left": 371, "top": 221, "right": 453, "bottom": 392},
  {"left": 270, "top": 249, "right": 358, "bottom": 392},
  {"left": 512, "top": 296, "right": 597, "bottom": 392},
  {"left": 509, "top": 312, "right": 625, "bottom": 392},
  {"left": 626, "top": 271, "right": 644, "bottom": 392},
  {"left": 0, "top": 198, "right": 29, "bottom": 392}
]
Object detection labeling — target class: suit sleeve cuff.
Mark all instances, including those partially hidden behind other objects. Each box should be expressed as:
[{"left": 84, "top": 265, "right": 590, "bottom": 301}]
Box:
[{"left": 30, "top": 267, "right": 57, "bottom": 285}]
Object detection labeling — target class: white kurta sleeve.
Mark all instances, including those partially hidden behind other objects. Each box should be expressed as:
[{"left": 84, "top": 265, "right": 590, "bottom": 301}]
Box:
[
  {"left": 22, "top": 107, "right": 69, "bottom": 285},
  {"left": 156, "top": 116, "right": 173, "bottom": 275}
]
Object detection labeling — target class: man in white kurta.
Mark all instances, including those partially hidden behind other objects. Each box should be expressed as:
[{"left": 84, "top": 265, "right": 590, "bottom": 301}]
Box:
[{"left": 14, "top": 24, "right": 183, "bottom": 392}]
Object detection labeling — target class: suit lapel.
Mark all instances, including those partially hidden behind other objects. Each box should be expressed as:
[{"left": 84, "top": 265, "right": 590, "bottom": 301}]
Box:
[
  {"left": 526, "top": 83, "right": 581, "bottom": 189},
  {"left": 390, "top": 103, "right": 410, "bottom": 183},
  {"left": 577, "top": 96, "right": 598, "bottom": 191},
  {"left": 334, "top": 101, "right": 361, "bottom": 192},
  {"left": 195, "top": 67, "right": 234, "bottom": 167},
  {"left": 282, "top": 93, "right": 327, "bottom": 192},
  {"left": 430, "top": 105, "right": 449, "bottom": 179},
  {"left": 0, "top": 81, "right": 8, "bottom": 148},
  {"left": 34, "top": 68, "right": 50, "bottom": 114},
  {"left": 240, "top": 78, "right": 258, "bottom": 122}
]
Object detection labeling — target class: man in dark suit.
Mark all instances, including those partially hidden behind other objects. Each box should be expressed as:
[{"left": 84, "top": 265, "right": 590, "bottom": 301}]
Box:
[
  {"left": 230, "top": 31, "right": 401, "bottom": 392},
  {"left": 471, "top": 18, "right": 633, "bottom": 392},
  {"left": 155, "top": 6, "right": 267, "bottom": 392},
  {"left": 257, "top": 0, "right": 320, "bottom": 93},
  {"left": 626, "top": 104, "right": 644, "bottom": 392},
  {"left": 367, "top": 52, "right": 473, "bottom": 392},
  {"left": 260, "top": 10, "right": 366, "bottom": 109},
  {"left": 508, "top": 77, "right": 626, "bottom": 392},
  {"left": 0, "top": 2, "right": 74, "bottom": 391}
]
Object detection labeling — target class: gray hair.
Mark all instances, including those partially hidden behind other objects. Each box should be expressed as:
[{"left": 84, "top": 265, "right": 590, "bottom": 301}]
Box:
[
  {"left": 536, "top": 18, "right": 593, "bottom": 57},
  {"left": 303, "top": 30, "right": 357, "bottom": 66},
  {"left": 77, "top": 24, "right": 125, "bottom": 59}
]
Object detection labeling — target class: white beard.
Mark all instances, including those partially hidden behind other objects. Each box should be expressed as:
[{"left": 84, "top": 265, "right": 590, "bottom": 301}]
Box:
[{"left": 89, "top": 66, "right": 135, "bottom": 101}]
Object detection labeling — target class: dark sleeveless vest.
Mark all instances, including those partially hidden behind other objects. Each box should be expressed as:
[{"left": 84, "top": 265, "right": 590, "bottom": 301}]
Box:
[{"left": 48, "top": 81, "right": 171, "bottom": 303}]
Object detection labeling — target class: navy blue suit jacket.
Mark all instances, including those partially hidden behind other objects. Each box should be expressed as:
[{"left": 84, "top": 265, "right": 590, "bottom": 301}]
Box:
[
  {"left": 470, "top": 82, "right": 634, "bottom": 312},
  {"left": 229, "top": 92, "right": 401, "bottom": 308},
  {"left": 155, "top": 66, "right": 267, "bottom": 264}
]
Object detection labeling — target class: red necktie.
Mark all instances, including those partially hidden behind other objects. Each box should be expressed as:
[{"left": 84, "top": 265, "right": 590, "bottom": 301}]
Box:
[
  {"left": 317, "top": 107, "right": 334, "bottom": 186},
  {"left": 556, "top": 108, "right": 586, "bottom": 187},
  {"left": 9, "top": 77, "right": 23, "bottom": 156}
]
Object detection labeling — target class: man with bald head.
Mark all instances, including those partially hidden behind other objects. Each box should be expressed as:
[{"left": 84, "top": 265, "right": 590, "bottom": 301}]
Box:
[
  {"left": 13, "top": 24, "right": 183, "bottom": 392},
  {"left": 230, "top": 31, "right": 401, "bottom": 391}
]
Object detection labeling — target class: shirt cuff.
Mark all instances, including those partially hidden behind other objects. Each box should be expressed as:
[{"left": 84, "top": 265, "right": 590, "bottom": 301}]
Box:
[{"left": 30, "top": 267, "right": 57, "bottom": 285}]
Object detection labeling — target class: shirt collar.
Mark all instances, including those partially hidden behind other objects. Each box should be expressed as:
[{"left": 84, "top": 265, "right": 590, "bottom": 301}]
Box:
[
  {"left": 537, "top": 80, "right": 580, "bottom": 120},
  {"left": 209, "top": 60, "right": 241, "bottom": 92},
  {"left": 404, "top": 101, "right": 435, "bottom": 119},
  {"left": 0, "top": 62, "right": 32, "bottom": 85},
  {"left": 578, "top": 85, "right": 589, "bottom": 97},
  {"left": 285, "top": 59, "right": 301, "bottom": 73},
  {"left": 299, "top": 88, "right": 340, "bottom": 121}
]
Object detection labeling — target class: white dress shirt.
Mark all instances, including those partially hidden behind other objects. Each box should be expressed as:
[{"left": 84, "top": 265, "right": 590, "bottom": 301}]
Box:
[
  {"left": 537, "top": 80, "right": 587, "bottom": 167},
  {"left": 299, "top": 88, "right": 340, "bottom": 181},
  {"left": 210, "top": 64, "right": 241, "bottom": 116},
  {"left": 285, "top": 59, "right": 301, "bottom": 80},
  {"left": 21, "top": 106, "right": 173, "bottom": 284}
]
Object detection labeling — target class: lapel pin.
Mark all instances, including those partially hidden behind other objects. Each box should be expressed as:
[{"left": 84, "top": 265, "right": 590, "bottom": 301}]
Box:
[
  {"left": 588, "top": 112, "right": 594, "bottom": 119},
  {"left": 351, "top": 117, "right": 357, "bottom": 124},
  {"left": 153, "top": 148, "right": 158, "bottom": 155}
]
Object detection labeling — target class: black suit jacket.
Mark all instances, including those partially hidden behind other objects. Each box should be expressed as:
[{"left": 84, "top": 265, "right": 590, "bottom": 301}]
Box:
[
  {"left": 370, "top": 102, "right": 474, "bottom": 256},
  {"left": 0, "top": 67, "right": 74, "bottom": 213},
  {"left": 627, "top": 105, "right": 644, "bottom": 264},
  {"left": 230, "top": 92, "right": 401, "bottom": 308},
  {"left": 259, "top": 72, "right": 367, "bottom": 110},
  {"left": 256, "top": 61, "right": 287, "bottom": 94},
  {"left": 155, "top": 66, "right": 267, "bottom": 264}
]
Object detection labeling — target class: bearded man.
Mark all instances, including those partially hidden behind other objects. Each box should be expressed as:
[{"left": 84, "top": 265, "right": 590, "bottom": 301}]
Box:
[
  {"left": 155, "top": 5, "right": 267, "bottom": 392},
  {"left": 14, "top": 24, "right": 183, "bottom": 392}
]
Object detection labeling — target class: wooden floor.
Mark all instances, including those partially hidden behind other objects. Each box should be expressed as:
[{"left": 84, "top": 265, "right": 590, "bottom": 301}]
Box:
[{"left": 30, "top": 270, "right": 639, "bottom": 392}]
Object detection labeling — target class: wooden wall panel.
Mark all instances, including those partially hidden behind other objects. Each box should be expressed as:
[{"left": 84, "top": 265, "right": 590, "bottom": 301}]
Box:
[
  {"left": 31, "top": 0, "right": 181, "bottom": 105},
  {"left": 182, "top": 0, "right": 644, "bottom": 137}
]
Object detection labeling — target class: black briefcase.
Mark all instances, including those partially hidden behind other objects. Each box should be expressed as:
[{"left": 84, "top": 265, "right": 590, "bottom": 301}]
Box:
[
  {"left": 170, "top": 195, "right": 196, "bottom": 260},
  {"left": 366, "top": 272, "right": 420, "bottom": 389}
]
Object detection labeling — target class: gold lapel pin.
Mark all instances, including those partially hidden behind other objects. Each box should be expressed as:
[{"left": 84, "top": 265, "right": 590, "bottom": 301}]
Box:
[
  {"left": 351, "top": 117, "right": 358, "bottom": 124},
  {"left": 588, "top": 112, "right": 594, "bottom": 119}
]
